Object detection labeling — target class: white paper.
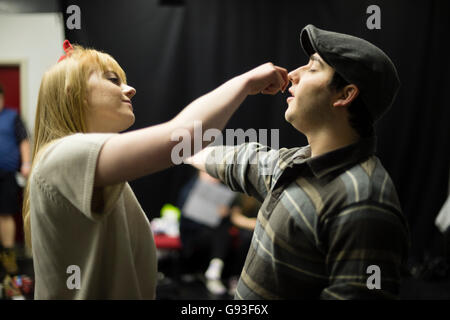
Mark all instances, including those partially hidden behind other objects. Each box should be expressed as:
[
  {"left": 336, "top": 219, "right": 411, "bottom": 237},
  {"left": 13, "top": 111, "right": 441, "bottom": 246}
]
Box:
[{"left": 182, "top": 179, "right": 235, "bottom": 227}]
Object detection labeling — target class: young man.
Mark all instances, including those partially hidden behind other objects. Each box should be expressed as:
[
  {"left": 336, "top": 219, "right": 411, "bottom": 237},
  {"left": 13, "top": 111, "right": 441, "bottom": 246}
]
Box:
[
  {"left": 0, "top": 84, "right": 31, "bottom": 275},
  {"left": 186, "top": 24, "right": 410, "bottom": 299}
]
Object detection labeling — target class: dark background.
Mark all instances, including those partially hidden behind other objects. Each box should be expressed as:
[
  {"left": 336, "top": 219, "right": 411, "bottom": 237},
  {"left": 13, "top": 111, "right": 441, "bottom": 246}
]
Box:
[{"left": 58, "top": 0, "right": 450, "bottom": 265}]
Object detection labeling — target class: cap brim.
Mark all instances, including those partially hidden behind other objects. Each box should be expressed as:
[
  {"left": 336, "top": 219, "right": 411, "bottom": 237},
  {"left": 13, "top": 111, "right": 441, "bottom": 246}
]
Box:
[{"left": 300, "top": 25, "right": 317, "bottom": 58}]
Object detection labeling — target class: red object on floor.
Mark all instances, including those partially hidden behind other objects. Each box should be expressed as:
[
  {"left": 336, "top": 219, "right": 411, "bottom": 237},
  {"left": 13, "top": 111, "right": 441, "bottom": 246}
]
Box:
[{"left": 154, "top": 234, "right": 182, "bottom": 250}]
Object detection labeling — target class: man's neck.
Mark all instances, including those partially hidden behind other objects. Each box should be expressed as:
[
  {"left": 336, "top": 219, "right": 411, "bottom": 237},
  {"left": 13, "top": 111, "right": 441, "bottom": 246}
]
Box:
[{"left": 306, "top": 125, "right": 360, "bottom": 158}]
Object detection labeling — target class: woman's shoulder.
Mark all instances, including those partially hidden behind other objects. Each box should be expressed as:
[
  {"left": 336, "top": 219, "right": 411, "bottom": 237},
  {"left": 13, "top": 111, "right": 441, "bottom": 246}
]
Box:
[
  {"left": 39, "top": 133, "right": 116, "bottom": 160},
  {"left": 34, "top": 133, "right": 82, "bottom": 165},
  {"left": 32, "top": 133, "right": 116, "bottom": 178},
  {"left": 29, "top": 133, "right": 122, "bottom": 210}
]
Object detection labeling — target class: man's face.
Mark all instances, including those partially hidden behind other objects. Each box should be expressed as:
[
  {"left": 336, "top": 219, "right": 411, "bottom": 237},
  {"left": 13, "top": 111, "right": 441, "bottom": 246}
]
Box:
[{"left": 285, "top": 53, "right": 336, "bottom": 133}]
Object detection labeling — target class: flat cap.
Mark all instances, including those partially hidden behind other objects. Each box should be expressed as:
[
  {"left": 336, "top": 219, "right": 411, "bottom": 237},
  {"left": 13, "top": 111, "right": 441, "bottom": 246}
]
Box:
[{"left": 300, "top": 24, "right": 400, "bottom": 122}]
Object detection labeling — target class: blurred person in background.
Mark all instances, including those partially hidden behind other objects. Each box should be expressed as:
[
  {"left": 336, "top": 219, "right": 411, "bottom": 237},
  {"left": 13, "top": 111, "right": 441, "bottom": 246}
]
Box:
[
  {"left": 178, "top": 170, "right": 237, "bottom": 296},
  {"left": 0, "top": 83, "right": 31, "bottom": 275},
  {"left": 226, "top": 193, "right": 259, "bottom": 295}
]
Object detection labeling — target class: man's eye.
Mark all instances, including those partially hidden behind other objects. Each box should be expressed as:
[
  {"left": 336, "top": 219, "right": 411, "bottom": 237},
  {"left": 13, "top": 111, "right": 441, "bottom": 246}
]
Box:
[
  {"left": 109, "top": 77, "right": 120, "bottom": 84},
  {"left": 309, "top": 69, "right": 317, "bottom": 72}
]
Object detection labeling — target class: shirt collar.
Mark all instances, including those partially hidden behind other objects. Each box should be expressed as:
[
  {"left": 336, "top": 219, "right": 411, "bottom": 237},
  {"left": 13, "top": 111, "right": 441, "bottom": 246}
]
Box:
[{"left": 291, "top": 135, "right": 377, "bottom": 179}]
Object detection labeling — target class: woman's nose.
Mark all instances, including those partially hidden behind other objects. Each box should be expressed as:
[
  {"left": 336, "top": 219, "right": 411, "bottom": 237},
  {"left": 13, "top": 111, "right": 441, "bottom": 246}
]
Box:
[{"left": 123, "top": 84, "right": 136, "bottom": 99}]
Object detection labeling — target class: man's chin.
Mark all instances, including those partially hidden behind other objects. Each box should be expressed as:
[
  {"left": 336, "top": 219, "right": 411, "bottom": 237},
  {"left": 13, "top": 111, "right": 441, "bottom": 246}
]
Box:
[
  {"left": 285, "top": 112, "right": 306, "bottom": 134},
  {"left": 284, "top": 108, "right": 295, "bottom": 124}
]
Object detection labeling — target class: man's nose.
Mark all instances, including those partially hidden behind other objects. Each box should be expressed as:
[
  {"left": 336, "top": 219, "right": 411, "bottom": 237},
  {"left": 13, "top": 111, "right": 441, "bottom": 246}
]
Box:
[{"left": 288, "top": 67, "right": 301, "bottom": 84}]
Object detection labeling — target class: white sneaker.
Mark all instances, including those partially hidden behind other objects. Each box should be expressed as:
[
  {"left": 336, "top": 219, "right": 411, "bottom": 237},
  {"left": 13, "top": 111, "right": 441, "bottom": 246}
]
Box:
[
  {"left": 205, "top": 258, "right": 224, "bottom": 280},
  {"left": 206, "top": 279, "right": 227, "bottom": 295}
]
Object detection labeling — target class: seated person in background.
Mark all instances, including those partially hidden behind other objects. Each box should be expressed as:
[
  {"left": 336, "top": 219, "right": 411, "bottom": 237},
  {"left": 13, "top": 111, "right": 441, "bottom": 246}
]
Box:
[
  {"left": 178, "top": 170, "right": 237, "bottom": 295},
  {"left": 226, "top": 194, "right": 259, "bottom": 295}
]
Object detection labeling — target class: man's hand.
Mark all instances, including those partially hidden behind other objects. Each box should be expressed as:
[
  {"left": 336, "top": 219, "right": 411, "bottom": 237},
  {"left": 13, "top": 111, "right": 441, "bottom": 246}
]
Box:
[
  {"left": 183, "top": 147, "right": 214, "bottom": 172},
  {"left": 242, "top": 62, "right": 289, "bottom": 95}
]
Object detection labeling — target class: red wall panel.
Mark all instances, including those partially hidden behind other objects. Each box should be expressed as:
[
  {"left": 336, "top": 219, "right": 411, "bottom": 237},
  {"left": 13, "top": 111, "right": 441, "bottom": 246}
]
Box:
[{"left": 0, "top": 66, "right": 21, "bottom": 112}]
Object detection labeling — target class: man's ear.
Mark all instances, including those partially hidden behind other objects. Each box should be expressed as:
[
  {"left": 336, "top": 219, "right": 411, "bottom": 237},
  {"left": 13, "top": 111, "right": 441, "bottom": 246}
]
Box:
[{"left": 332, "top": 84, "right": 359, "bottom": 108}]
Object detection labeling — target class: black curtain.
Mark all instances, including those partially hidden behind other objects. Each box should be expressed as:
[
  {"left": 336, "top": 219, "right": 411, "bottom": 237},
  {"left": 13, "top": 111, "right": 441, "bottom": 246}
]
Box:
[{"left": 62, "top": 0, "right": 450, "bottom": 263}]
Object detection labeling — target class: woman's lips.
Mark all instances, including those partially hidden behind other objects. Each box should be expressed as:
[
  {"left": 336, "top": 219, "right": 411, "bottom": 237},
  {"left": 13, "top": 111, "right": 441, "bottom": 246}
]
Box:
[
  {"left": 123, "top": 100, "right": 133, "bottom": 110},
  {"left": 287, "top": 96, "right": 294, "bottom": 103}
]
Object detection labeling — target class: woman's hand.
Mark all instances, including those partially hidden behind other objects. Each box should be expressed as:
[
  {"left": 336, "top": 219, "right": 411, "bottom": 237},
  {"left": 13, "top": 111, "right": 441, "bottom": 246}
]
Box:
[{"left": 242, "top": 62, "right": 289, "bottom": 95}]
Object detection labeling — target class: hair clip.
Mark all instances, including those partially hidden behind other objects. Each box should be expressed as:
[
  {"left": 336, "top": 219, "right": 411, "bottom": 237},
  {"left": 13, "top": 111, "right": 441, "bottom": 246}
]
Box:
[{"left": 57, "top": 40, "right": 74, "bottom": 62}]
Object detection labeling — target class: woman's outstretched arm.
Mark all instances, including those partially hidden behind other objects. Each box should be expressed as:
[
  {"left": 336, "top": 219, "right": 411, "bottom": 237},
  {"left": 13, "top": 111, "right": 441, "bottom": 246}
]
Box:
[{"left": 94, "top": 63, "right": 288, "bottom": 187}]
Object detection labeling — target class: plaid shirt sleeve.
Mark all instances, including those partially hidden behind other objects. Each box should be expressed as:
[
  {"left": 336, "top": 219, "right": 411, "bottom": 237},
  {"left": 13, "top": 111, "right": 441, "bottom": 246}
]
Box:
[
  {"left": 204, "top": 142, "right": 281, "bottom": 202},
  {"left": 319, "top": 201, "right": 410, "bottom": 300}
]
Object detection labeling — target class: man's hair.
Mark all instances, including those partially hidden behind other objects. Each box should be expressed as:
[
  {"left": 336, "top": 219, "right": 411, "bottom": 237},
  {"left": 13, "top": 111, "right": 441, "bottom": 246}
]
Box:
[
  {"left": 328, "top": 72, "right": 374, "bottom": 138},
  {"left": 0, "top": 83, "right": 4, "bottom": 95}
]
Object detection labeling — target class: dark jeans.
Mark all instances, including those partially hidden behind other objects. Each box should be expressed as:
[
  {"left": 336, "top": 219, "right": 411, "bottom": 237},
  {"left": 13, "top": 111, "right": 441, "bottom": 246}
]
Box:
[
  {"left": 179, "top": 216, "right": 254, "bottom": 278},
  {"left": 179, "top": 216, "right": 233, "bottom": 274}
]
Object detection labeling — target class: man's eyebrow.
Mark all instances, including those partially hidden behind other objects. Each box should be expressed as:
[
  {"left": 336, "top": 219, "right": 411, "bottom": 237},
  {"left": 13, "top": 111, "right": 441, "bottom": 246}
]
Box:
[{"left": 310, "top": 55, "right": 324, "bottom": 67}]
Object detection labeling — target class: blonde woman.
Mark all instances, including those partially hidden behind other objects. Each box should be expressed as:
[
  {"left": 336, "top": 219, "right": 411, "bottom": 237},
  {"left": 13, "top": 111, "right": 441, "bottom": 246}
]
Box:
[{"left": 23, "top": 41, "right": 288, "bottom": 299}]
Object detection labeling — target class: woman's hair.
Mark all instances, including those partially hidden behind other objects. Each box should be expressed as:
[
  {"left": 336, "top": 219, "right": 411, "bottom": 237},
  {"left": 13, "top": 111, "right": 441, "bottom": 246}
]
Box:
[
  {"left": 328, "top": 71, "right": 374, "bottom": 138},
  {"left": 23, "top": 44, "right": 127, "bottom": 248}
]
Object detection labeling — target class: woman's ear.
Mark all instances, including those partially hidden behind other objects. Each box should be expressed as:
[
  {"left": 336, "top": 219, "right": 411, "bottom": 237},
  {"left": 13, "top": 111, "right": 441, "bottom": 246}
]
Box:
[{"left": 332, "top": 84, "right": 359, "bottom": 108}]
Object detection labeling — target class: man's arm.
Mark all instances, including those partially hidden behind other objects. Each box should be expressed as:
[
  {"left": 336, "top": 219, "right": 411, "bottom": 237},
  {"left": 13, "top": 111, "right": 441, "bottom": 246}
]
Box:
[
  {"left": 186, "top": 142, "right": 283, "bottom": 202},
  {"left": 94, "top": 63, "right": 288, "bottom": 187},
  {"left": 320, "top": 202, "right": 410, "bottom": 300}
]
